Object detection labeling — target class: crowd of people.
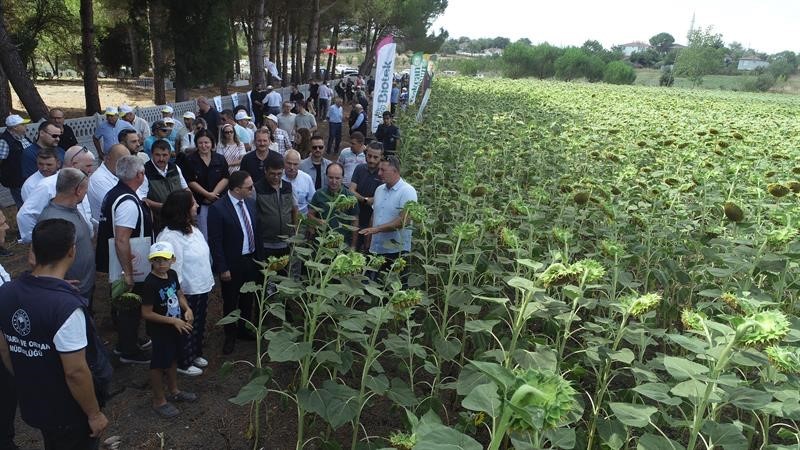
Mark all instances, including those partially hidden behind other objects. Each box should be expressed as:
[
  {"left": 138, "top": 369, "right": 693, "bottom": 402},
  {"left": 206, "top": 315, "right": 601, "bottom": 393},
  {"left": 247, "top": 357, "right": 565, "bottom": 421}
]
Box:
[{"left": 0, "top": 80, "right": 414, "bottom": 449}]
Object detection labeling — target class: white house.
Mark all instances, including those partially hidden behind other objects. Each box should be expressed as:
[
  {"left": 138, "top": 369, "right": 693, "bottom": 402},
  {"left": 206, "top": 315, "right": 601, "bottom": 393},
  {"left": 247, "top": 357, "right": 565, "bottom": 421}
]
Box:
[
  {"left": 620, "top": 41, "right": 652, "bottom": 57},
  {"left": 737, "top": 56, "right": 769, "bottom": 71}
]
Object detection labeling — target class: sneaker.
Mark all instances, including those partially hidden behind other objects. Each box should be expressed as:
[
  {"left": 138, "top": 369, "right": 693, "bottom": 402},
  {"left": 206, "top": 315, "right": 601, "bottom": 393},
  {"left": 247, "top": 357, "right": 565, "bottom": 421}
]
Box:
[
  {"left": 176, "top": 365, "right": 203, "bottom": 377},
  {"left": 138, "top": 337, "right": 152, "bottom": 350},
  {"left": 112, "top": 347, "right": 122, "bottom": 356},
  {"left": 168, "top": 391, "right": 198, "bottom": 403},
  {"left": 153, "top": 402, "right": 180, "bottom": 418},
  {"left": 119, "top": 352, "right": 150, "bottom": 364},
  {"left": 192, "top": 357, "right": 208, "bottom": 368}
]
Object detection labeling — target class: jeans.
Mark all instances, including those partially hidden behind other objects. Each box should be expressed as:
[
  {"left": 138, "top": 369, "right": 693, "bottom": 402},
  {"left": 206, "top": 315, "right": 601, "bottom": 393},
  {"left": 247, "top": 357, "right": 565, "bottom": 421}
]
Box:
[
  {"left": 318, "top": 98, "right": 330, "bottom": 119},
  {"left": 327, "top": 122, "right": 342, "bottom": 154}
]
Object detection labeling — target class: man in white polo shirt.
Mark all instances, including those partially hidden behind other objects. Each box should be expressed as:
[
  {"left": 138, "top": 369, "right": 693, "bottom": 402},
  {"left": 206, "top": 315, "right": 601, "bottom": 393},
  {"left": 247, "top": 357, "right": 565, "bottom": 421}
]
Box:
[
  {"left": 359, "top": 156, "right": 417, "bottom": 279},
  {"left": 16, "top": 146, "right": 96, "bottom": 243}
]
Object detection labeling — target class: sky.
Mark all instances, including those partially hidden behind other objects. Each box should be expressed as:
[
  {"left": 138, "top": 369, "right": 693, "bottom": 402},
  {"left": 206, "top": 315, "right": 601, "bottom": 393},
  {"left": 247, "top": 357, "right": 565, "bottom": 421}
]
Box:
[{"left": 431, "top": 0, "right": 799, "bottom": 54}]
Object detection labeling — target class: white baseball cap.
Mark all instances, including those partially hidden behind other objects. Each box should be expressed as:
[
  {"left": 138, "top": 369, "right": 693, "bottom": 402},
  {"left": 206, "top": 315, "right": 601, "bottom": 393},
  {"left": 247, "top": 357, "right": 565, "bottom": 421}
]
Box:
[
  {"left": 104, "top": 106, "right": 119, "bottom": 116},
  {"left": 119, "top": 104, "right": 134, "bottom": 114},
  {"left": 163, "top": 117, "right": 176, "bottom": 125},
  {"left": 235, "top": 111, "right": 251, "bottom": 121},
  {"left": 161, "top": 105, "right": 174, "bottom": 114},
  {"left": 5, "top": 114, "right": 30, "bottom": 127},
  {"left": 265, "top": 114, "right": 278, "bottom": 124},
  {"left": 183, "top": 111, "right": 196, "bottom": 119}
]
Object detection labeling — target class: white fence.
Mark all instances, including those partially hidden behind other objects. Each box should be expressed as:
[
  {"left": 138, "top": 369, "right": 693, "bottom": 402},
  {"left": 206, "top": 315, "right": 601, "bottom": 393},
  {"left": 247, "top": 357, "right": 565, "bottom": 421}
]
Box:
[{"left": 0, "top": 83, "right": 321, "bottom": 207}]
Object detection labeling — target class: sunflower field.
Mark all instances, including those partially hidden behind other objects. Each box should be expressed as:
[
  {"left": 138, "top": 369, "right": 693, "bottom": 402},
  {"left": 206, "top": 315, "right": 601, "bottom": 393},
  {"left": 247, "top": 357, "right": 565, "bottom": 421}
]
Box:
[{"left": 231, "top": 78, "right": 800, "bottom": 449}]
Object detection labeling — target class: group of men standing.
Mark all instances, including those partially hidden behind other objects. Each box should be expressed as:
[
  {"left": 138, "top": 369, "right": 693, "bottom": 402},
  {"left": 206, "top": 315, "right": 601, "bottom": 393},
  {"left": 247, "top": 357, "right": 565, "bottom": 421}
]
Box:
[{"left": 0, "top": 77, "right": 416, "bottom": 449}]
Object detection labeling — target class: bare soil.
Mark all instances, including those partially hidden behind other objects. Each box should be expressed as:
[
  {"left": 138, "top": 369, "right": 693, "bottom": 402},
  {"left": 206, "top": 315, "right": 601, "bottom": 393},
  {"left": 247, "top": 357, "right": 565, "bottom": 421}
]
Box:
[{"left": 1, "top": 188, "right": 397, "bottom": 450}]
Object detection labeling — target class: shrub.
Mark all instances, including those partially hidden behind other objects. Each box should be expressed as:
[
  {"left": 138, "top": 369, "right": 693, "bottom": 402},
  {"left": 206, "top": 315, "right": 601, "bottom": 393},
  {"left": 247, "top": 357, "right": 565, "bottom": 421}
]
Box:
[
  {"left": 603, "top": 61, "right": 636, "bottom": 85},
  {"left": 659, "top": 68, "right": 675, "bottom": 86},
  {"left": 743, "top": 72, "right": 776, "bottom": 92}
]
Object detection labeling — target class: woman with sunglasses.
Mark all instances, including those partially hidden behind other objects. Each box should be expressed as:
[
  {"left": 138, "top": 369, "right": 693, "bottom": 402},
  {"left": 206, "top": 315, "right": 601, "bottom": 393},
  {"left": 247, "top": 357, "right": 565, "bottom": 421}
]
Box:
[
  {"left": 217, "top": 123, "right": 246, "bottom": 174},
  {"left": 180, "top": 130, "right": 229, "bottom": 239}
]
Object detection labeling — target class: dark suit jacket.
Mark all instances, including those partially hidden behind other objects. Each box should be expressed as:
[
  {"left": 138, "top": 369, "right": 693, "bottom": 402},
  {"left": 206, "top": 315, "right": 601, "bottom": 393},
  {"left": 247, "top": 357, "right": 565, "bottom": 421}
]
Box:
[{"left": 207, "top": 195, "right": 262, "bottom": 274}]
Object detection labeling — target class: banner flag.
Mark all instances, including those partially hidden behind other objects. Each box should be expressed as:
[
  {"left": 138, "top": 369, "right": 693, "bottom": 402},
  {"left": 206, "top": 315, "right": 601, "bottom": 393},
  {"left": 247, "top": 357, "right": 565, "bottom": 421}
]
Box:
[
  {"left": 409, "top": 52, "right": 425, "bottom": 105},
  {"left": 371, "top": 35, "right": 396, "bottom": 133},
  {"left": 264, "top": 58, "right": 283, "bottom": 81}
]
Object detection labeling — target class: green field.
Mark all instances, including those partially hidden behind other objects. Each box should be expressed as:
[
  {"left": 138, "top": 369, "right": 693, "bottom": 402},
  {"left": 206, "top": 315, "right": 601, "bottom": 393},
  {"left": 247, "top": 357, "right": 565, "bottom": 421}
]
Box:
[
  {"left": 389, "top": 77, "right": 800, "bottom": 448},
  {"left": 635, "top": 68, "right": 800, "bottom": 93}
]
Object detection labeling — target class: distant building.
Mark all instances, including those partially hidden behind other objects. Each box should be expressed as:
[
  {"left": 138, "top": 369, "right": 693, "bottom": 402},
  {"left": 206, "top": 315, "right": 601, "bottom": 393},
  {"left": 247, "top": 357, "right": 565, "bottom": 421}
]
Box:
[
  {"left": 339, "top": 39, "right": 357, "bottom": 50},
  {"left": 620, "top": 41, "right": 652, "bottom": 57},
  {"left": 483, "top": 48, "right": 503, "bottom": 56},
  {"left": 737, "top": 56, "right": 769, "bottom": 71}
]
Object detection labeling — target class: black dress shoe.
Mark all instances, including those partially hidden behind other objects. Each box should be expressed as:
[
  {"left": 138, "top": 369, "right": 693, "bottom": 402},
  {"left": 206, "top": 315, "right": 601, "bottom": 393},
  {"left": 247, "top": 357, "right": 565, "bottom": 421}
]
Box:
[{"left": 222, "top": 337, "right": 235, "bottom": 355}]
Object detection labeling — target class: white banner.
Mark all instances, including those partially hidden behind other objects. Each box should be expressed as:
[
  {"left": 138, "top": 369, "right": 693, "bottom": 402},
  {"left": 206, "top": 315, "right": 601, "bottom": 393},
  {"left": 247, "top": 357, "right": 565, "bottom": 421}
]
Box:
[
  {"left": 409, "top": 53, "right": 425, "bottom": 105},
  {"left": 213, "top": 96, "right": 222, "bottom": 112},
  {"left": 416, "top": 89, "right": 432, "bottom": 123},
  {"left": 371, "top": 36, "right": 396, "bottom": 133},
  {"left": 264, "top": 58, "right": 283, "bottom": 81}
]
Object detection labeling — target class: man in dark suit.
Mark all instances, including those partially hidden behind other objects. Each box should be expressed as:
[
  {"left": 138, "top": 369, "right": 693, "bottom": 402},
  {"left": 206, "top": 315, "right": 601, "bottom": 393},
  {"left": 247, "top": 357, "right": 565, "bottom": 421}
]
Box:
[{"left": 207, "top": 170, "right": 262, "bottom": 354}]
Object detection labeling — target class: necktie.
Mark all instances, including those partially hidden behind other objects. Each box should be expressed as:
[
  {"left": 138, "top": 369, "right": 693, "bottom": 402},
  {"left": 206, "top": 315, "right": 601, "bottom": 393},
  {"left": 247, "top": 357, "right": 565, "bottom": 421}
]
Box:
[{"left": 239, "top": 200, "right": 255, "bottom": 254}]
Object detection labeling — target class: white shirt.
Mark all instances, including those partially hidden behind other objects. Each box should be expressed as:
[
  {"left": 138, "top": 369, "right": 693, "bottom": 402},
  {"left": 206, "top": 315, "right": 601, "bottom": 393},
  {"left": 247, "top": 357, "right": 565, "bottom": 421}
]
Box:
[
  {"left": 157, "top": 227, "right": 214, "bottom": 295},
  {"left": 266, "top": 91, "right": 283, "bottom": 107},
  {"left": 132, "top": 116, "right": 151, "bottom": 140},
  {"left": 17, "top": 172, "right": 93, "bottom": 243},
  {"left": 114, "top": 199, "right": 143, "bottom": 229},
  {"left": 319, "top": 84, "right": 333, "bottom": 100},
  {"left": 21, "top": 171, "right": 48, "bottom": 202},
  {"left": 54, "top": 308, "right": 87, "bottom": 352},
  {"left": 228, "top": 192, "right": 256, "bottom": 255},
  {"left": 0, "top": 264, "right": 9, "bottom": 285},
  {"left": 87, "top": 163, "right": 148, "bottom": 223},
  {"left": 181, "top": 132, "right": 197, "bottom": 151},
  {"left": 282, "top": 171, "right": 315, "bottom": 216},
  {"left": 337, "top": 148, "right": 366, "bottom": 185}
]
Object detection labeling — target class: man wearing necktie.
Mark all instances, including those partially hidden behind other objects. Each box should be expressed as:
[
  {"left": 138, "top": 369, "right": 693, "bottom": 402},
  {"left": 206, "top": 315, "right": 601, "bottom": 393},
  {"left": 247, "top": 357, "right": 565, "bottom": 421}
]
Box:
[{"left": 207, "top": 171, "right": 263, "bottom": 354}]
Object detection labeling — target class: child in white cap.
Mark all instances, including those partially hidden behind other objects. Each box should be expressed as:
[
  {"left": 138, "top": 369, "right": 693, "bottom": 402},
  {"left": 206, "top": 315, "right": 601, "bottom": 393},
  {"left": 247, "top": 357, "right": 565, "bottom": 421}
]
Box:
[{"left": 140, "top": 241, "right": 198, "bottom": 417}]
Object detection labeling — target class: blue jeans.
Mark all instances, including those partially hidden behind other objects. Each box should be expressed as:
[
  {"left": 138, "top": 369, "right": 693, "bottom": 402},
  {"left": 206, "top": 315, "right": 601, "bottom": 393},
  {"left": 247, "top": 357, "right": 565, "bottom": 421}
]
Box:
[{"left": 327, "top": 122, "right": 342, "bottom": 154}]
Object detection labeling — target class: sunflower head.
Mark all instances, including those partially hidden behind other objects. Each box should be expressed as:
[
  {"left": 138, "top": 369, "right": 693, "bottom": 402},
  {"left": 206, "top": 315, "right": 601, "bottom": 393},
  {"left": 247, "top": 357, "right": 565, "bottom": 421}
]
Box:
[
  {"left": 621, "top": 293, "right": 662, "bottom": 317},
  {"left": 508, "top": 368, "right": 578, "bottom": 431},
  {"left": 681, "top": 309, "right": 707, "bottom": 332},
  {"left": 765, "top": 346, "right": 800, "bottom": 374},
  {"left": 737, "top": 310, "right": 791, "bottom": 347}
]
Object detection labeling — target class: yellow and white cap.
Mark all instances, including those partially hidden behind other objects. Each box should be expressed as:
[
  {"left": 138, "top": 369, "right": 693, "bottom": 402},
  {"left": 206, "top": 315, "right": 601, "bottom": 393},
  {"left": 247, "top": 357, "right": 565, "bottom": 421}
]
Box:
[{"left": 148, "top": 241, "right": 175, "bottom": 260}]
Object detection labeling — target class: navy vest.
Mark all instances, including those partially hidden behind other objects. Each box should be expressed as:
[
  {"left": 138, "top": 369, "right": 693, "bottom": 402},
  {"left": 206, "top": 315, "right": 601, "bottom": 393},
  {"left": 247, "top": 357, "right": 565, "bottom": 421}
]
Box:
[
  {"left": 0, "top": 129, "right": 26, "bottom": 188},
  {"left": 0, "top": 274, "right": 88, "bottom": 428},
  {"left": 96, "top": 181, "right": 154, "bottom": 273}
]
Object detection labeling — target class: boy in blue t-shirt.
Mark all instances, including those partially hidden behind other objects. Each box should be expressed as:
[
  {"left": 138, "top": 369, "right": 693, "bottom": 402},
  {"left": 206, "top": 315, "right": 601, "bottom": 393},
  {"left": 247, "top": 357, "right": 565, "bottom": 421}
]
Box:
[{"left": 141, "top": 241, "right": 198, "bottom": 417}]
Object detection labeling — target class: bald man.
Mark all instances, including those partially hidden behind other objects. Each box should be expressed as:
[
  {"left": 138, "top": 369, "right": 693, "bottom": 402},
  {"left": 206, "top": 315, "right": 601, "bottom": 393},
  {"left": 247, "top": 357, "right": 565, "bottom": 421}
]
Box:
[
  {"left": 87, "top": 144, "right": 149, "bottom": 223},
  {"left": 16, "top": 146, "right": 97, "bottom": 243}
]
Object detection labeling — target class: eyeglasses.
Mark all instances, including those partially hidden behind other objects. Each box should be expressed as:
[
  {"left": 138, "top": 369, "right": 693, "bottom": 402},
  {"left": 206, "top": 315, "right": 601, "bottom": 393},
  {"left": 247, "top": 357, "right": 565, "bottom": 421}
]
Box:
[
  {"left": 70, "top": 147, "right": 89, "bottom": 165},
  {"left": 312, "top": 145, "right": 324, "bottom": 150},
  {"left": 44, "top": 131, "right": 61, "bottom": 139},
  {"left": 240, "top": 184, "right": 254, "bottom": 191}
]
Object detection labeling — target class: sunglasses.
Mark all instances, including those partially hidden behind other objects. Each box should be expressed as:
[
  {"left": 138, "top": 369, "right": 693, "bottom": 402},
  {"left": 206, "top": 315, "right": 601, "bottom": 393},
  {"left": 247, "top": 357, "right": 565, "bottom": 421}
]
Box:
[
  {"left": 44, "top": 131, "right": 62, "bottom": 139},
  {"left": 312, "top": 145, "right": 324, "bottom": 150},
  {"left": 70, "top": 146, "right": 89, "bottom": 164}
]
